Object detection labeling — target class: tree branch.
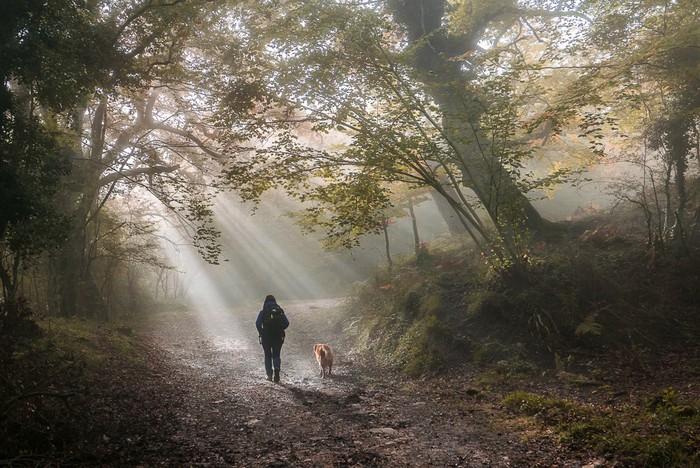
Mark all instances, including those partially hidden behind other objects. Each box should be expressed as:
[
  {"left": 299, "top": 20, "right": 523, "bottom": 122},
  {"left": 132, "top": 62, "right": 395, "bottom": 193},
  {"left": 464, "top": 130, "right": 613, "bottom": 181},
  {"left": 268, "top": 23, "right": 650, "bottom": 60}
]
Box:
[
  {"left": 150, "top": 122, "right": 227, "bottom": 159},
  {"left": 98, "top": 164, "right": 180, "bottom": 187},
  {"left": 513, "top": 7, "right": 593, "bottom": 24}
]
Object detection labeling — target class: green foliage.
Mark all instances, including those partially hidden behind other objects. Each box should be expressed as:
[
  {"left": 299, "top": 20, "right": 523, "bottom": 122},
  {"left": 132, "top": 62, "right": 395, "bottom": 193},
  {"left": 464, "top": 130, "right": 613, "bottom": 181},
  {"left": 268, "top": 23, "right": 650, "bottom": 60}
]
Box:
[
  {"left": 1, "top": 314, "right": 148, "bottom": 460},
  {"left": 343, "top": 201, "right": 700, "bottom": 375},
  {"left": 0, "top": 0, "right": 122, "bottom": 110},
  {"left": 340, "top": 262, "right": 467, "bottom": 375},
  {"left": 33, "top": 317, "right": 145, "bottom": 368},
  {"left": 154, "top": 177, "right": 223, "bottom": 264},
  {"left": 338, "top": 186, "right": 699, "bottom": 467},
  {"left": 448, "top": 0, "right": 516, "bottom": 37},
  {"left": 0, "top": 93, "right": 71, "bottom": 247},
  {"left": 215, "top": 0, "right": 600, "bottom": 266},
  {"left": 397, "top": 314, "right": 450, "bottom": 376},
  {"left": 562, "top": 390, "right": 699, "bottom": 467},
  {"left": 0, "top": 0, "right": 229, "bottom": 317},
  {"left": 466, "top": 288, "right": 508, "bottom": 318},
  {"left": 530, "top": 0, "right": 700, "bottom": 250},
  {"left": 502, "top": 387, "right": 699, "bottom": 466},
  {"left": 292, "top": 172, "right": 392, "bottom": 249},
  {"left": 574, "top": 314, "right": 603, "bottom": 337},
  {"left": 502, "top": 391, "right": 573, "bottom": 418},
  {"left": 474, "top": 352, "right": 540, "bottom": 389},
  {"left": 419, "top": 289, "right": 443, "bottom": 317},
  {"left": 0, "top": 90, "right": 71, "bottom": 303}
]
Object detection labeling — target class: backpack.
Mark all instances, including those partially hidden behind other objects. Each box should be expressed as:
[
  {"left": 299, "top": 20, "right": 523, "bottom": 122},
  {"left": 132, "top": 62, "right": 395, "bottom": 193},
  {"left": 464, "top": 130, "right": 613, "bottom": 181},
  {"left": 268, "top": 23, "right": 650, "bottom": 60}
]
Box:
[{"left": 262, "top": 305, "right": 286, "bottom": 336}]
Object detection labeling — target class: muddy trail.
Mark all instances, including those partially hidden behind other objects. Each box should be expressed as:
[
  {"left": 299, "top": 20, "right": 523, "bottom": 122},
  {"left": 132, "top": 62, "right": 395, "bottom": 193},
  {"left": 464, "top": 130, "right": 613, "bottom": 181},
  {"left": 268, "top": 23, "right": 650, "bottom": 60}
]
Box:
[{"left": 90, "top": 299, "right": 601, "bottom": 467}]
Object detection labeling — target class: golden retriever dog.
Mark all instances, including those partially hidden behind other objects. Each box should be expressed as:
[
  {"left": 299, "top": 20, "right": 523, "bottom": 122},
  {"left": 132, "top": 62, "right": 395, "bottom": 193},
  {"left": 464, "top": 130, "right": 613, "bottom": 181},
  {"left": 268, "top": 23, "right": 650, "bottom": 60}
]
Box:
[{"left": 313, "top": 344, "right": 333, "bottom": 378}]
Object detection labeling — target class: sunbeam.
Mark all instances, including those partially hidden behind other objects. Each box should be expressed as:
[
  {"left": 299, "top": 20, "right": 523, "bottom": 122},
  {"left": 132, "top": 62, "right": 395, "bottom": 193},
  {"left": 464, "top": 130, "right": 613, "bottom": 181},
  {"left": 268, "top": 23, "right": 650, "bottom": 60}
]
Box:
[
  {"left": 213, "top": 198, "right": 328, "bottom": 300},
  {"left": 155, "top": 189, "right": 381, "bottom": 356}
]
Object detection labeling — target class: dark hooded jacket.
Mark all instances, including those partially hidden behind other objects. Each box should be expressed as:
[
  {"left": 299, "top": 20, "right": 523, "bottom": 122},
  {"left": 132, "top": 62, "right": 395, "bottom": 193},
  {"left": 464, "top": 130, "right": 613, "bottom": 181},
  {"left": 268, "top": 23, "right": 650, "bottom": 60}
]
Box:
[{"left": 255, "top": 296, "right": 289, "bottom": 340}]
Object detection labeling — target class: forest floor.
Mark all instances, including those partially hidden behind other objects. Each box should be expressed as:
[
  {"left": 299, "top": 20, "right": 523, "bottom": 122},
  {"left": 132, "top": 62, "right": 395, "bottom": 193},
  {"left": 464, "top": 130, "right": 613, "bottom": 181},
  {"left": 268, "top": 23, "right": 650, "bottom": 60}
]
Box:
[{"left": 35, "top": 297, "right": 691, "bottom": 468}]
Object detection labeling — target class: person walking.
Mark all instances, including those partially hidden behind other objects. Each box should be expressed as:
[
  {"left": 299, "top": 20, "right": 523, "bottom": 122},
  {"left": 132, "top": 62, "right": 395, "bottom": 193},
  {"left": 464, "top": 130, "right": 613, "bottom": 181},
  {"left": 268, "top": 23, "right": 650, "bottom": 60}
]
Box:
[{"left": 255, "top": 295, "right": 289, "bottom": 382}]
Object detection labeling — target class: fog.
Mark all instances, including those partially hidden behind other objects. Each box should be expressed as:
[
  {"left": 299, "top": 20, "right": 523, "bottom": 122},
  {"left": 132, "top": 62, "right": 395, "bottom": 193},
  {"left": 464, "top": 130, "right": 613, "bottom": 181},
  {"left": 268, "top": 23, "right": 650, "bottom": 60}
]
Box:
[
  {"left": 531, "top": 160, "right": 644, "bottom": 222},
  {"left": 159, "top": 188, "right": 452, "bottom": 311},
  {"left": 158, "top": 160, "right": 631, "bottom": 315}
]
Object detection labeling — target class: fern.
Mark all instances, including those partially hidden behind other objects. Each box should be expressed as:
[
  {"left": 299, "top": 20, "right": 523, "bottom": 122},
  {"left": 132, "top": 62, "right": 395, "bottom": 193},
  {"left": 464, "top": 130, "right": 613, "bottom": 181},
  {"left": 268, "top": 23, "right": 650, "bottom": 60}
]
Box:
[{"left": 575, "top": 315, "right": 603, "bottom": 336}]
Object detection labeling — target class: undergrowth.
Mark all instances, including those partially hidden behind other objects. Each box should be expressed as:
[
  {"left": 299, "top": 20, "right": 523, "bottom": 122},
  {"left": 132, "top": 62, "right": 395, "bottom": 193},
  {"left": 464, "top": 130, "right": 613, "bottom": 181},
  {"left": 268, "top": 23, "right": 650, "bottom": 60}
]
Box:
[
  {"left": 502, "top": 388, "right": 699, "bottom": 466},
  {"left": 338, "top": 218, "right": 700, "bottom": 465},
  {"left": 341, "top": 224, "right": 699, "bottom": 375},
  {"left": 0, "top": 314, "right": 146, "bottom": 463}
]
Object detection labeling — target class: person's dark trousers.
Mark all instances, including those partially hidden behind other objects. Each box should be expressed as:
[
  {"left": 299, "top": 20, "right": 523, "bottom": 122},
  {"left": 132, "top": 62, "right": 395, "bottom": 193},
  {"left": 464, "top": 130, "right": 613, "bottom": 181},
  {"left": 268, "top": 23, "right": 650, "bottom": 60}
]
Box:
[{"left": 261, "top": 336, "right": 284, "bottom": 381}]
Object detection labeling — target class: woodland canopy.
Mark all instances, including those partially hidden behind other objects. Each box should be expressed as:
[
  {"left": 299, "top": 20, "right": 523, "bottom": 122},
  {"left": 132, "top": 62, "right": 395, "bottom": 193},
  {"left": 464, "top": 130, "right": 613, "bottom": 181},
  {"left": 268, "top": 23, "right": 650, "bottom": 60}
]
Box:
[
  {"left": 1, "top": 2, "right": 699, "bottom": 465},
  {"left": 1, "top": 0, "right": 698, "bottom": 318}
]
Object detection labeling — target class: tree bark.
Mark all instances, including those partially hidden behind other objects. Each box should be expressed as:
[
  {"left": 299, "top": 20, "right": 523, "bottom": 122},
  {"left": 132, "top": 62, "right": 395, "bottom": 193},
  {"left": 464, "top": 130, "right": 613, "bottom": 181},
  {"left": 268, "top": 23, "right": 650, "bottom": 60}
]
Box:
[
  {"left": 381, "top": 217, "right": 393, "bottom": 273},
  {"left": 408, "top": 197, "right": 420, "bottom": 257},
  {"left": 48, "top": 92, "right": 182, "bottom": 317},
  {"left": 389, "top": 0, "right": 547, "bottom": 236},
  {"left": 430, "top": 189, "right": 468, "bottom": 235}
]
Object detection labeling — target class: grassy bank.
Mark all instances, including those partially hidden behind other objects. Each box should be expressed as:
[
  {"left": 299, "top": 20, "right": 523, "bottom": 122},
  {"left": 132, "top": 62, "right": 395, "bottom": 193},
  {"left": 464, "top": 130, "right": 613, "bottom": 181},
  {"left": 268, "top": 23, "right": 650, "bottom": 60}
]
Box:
[
  {"left": 335, "top": 221, "right": 700, "bottom": 465},
  {"left": 0, "top": 315, "right": 148, "bottom": 462}
]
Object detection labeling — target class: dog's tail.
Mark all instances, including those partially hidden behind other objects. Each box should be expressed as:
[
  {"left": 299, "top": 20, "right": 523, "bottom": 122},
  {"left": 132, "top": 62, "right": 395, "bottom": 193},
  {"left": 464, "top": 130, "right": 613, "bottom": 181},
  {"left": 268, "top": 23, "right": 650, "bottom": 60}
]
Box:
[{"left": 319, "top": 348, "right": 326, "bottom": 358}]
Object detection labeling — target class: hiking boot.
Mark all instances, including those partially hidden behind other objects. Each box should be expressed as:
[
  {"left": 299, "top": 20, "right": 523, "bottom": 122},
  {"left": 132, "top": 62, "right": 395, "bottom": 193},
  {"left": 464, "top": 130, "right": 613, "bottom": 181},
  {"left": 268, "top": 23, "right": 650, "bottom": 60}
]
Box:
[
  {"left": 273, "top": 369, "right": 280, "bottom": 383},
  {"left": 266, "top": 373, "right": 273, "bottom": 381}
]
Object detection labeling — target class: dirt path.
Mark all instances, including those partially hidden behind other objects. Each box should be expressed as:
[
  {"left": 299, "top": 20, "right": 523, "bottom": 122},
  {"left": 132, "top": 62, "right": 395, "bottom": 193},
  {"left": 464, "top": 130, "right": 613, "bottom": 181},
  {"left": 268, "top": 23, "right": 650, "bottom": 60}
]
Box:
[{"left": 100, "top": 299, "right": 600, "bottom": 467}]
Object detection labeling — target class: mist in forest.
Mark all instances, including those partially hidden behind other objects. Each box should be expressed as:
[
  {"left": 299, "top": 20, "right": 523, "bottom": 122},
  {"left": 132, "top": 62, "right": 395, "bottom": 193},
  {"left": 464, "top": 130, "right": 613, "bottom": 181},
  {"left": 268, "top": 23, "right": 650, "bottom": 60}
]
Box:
[
  {"left": 159, "top": 170, "right": 617, "bottom": 316},
  {"left": 158, "top": 189, "right": 454, "bottom": 312},
  {"left": 156, "top": 125, "right": 633, "bottom": 316},
  {"left": 5, "top": 0, "right": 691, "bottom": 326}
]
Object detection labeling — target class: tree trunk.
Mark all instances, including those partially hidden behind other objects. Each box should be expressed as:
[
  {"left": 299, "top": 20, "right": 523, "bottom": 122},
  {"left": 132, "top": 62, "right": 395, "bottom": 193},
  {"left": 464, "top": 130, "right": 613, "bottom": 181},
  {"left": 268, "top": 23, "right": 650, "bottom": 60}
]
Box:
[
  {"left": 381, "top": 217, "right": 393, "bottom": 273},
  {"left": 50, "top": 222, "right": 106, "bottom": 318},
  {"left": 49, "top": 128, "right": 106, "bottom": 317},
  {"left": 430, "top": 189, "right": 467, "bottom": 235},
  {"left": 389, "top": 0, "right": 547, "bottom": 238},
  {"left": 408, "top": 197, "right": 420, "bottom": 257},
  {"left": 49, "top": 234, "right": 82, "bottom": 317}
]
